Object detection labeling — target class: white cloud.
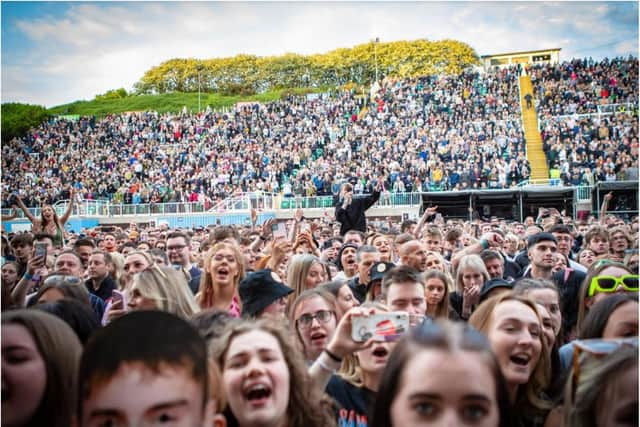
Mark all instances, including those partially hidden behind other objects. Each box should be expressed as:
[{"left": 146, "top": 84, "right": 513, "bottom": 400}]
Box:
[{"left": 2, "top": 1, "right": 637, "bottom": 107}]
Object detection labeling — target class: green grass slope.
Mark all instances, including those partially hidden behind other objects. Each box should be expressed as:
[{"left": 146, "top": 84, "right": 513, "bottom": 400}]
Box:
[{"left": 47, "top": 88, "right": 323, "bottom": 117}]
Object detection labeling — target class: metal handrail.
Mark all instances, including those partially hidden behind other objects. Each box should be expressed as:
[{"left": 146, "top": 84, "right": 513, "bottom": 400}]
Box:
[{"left": 3, "top": 185, "right": 634, "bottom": 219}]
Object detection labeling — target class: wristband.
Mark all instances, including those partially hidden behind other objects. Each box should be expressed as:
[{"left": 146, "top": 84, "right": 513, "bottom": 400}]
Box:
[
  {"left": 324, "top": 348, "right": 343, "bottom": 363},
  {"left": 23, "top": 273, "right": 33, "bottom": 281},
  {"left": 480, "top": 239, "right": 489, "bottom": 250}
]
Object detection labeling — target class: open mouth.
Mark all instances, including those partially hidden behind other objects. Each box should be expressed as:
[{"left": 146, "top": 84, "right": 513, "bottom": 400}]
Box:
[
  {"left": 372, "top": 346, "right": 389, "bottom": 358},
  {"left": 345, "top": 257, "right": 356, "bottom": 266},
  {"left": 510, "top": 353, "right": 531, "bottom": 366},
  {"left": 310, "top": 331, "right": 326, "bottom": 344},
  {"left": 216, "top": 268, "right": 229, "bottom": 278},
  {"left": 244, "top": 383, "right": 272, "bottom": 403}
]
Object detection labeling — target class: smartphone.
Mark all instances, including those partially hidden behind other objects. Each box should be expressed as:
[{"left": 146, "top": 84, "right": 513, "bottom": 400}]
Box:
[
  {"left": 351, "top": 312, "right": 410, "bottom": 342},
  {"left": 402, "top": 213, "right": 409, "bottom": 221},
  {"left": 271, "top": 222, "right": 287, "bottom": 239},
  {"left": 435, "top": 213, "right": 443, "bottom": 222},
  {"left": 300, "top": 223, "right": 310, "bottom": 232},
  {"left": 111, "top": 289, "right": 127, "bottom": 308},
  {"left": 34, "top": 242, "right": 48, "bottom": 259}
]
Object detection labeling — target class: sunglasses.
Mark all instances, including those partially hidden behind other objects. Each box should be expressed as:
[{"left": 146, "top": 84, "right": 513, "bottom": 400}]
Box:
[
  {"left": 571, "top": 338, "right": 638, "bottom": 401},
  {"left": 43, "top": 275, "right": 83, "bottom": 286},
  {"left": 587, "top": 275, "right": 639, "bottom": 297}
]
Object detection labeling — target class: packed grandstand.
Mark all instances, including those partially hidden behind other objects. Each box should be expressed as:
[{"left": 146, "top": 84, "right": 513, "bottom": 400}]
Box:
[{"left": 2, "top": 56, "right": 637, "bottom": 211}]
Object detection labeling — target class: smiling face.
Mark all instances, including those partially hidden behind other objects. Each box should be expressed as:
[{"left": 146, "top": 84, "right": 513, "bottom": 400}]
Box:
[
  {"left": 223, "top": 330, "right": 290, "bottom": 427},
  {"left": 293, "top": 297, "right": 337, "bottom": 361},
  {"left": 42, "top": 206, "right": 54, "bottom": 221},
  {"left": 390, "top": 349, "right": 500, "bottom": 427},
  {"left": 425, "top": 253, "right": 445, "bottom": 272},
  {"left": 208, "top": 247, "right": 240, "bottom": 288},
  {"left": 372, "top": 236, "right": 392, "bottom": 261},
  {"left": 2, "top": 324, "right": 47, "bottom": 427},
  {"left": 487, "top": 300, "right": 542, "bottom": 390}
]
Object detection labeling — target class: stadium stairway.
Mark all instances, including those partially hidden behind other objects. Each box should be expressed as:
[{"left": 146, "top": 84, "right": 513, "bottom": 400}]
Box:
[
  {"left": 358, "top": 105, "right": 368, "bottom": 120},
  {"left": 519, "top": 75, "right": 549, "bottom": 183}
]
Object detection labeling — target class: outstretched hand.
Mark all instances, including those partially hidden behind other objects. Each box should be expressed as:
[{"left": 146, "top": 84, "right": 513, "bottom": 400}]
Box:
[{"left": 325, "top": 307, "right": 378, "bottom": 359}]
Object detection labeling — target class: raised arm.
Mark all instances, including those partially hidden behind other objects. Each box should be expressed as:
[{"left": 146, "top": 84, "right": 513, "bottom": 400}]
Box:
[
  {"left": 413, "top": 205, "right": 438, "bottom": 238},
  {"left": 59, "top": 188, "right": 75, "bottom": 225},
  {"left": 1, "top": 208, "right": 18, "bottom": 222},
  {"left": 600, "top": 192, "right": 613, "bottom": 225},
  {"left": 13, "top": 195, "right": 37, "bottom": 225}
]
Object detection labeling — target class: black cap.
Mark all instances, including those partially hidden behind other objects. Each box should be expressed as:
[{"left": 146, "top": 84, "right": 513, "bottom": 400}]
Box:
[
  {"left": 369, "top": 261, "right": 396, "bottom": 283},
  {"left": 479, "top": 278, "right": 513, "bottom": 302},
  {"left": 527, "top": 232, "right": 557, "bottom": 248},
  {"left": 239, "top": 269, "right": 293, "bottom": 317}
]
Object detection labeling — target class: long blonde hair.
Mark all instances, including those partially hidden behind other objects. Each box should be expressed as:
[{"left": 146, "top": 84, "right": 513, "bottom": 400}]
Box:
[
  {"left": 131, "top": 266, "right": 200, "bottom": 319},
  {"left": 287, "top": 254, "right": 323, "bottom": 304},
  {"left": 339, "top": 302, "right": 389, "bottom": 387},
  {"left": 198, "top": 243, "right": 245, "bottom": 309},
  {"left": 469, "top": 293, "right": 552, "bottom": 414}
]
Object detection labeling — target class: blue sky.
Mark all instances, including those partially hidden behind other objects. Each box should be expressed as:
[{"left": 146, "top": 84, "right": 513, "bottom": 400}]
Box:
[{"left": 2, "top": 1, "right": 638, "bottom": 107}]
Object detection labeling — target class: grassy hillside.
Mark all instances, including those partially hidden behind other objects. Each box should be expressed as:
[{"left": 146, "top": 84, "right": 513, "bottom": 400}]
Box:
[{"left": 47, "top": 87, "right": 323, "bottom": 117}]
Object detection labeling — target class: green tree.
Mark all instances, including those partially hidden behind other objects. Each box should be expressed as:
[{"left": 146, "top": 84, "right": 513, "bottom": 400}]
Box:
[
  {"left": 134, "top": 39, "right": 479, "bottom": 95},
  {"left": 1, "top": 103, "right": 50, "bottom": 143}
]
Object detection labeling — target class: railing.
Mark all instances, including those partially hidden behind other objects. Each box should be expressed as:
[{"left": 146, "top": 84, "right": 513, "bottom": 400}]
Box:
[
  {"left": 5, "top": 185, "right": 635, "bottom": 219},
  {"left": 1, "top": 192, "right": 425, "bottom": 218},
  {"left": 538, "top": 103, "right": 636, "bottom": 129},
  {"left": 1, "top": 200, "right": 209, "bottom": 219}
]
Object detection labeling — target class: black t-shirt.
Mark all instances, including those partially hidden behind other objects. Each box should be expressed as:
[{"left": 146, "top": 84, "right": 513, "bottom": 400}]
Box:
[{"left": 326, "top": 375, "right": 376, "bottom": 427}]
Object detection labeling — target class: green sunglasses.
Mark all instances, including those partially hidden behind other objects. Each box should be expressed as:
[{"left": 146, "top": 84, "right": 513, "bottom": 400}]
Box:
[{"left": 588, "top": 275, "right": 639, "bottom": 297}]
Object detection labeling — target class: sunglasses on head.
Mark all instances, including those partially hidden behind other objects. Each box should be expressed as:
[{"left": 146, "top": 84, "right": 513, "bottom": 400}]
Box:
[
  {"left": 571, "top": 338, "right": 638, "bottom": 401},
  {"left": 587, "top": 275, "right": 639, "bottom": 297}
]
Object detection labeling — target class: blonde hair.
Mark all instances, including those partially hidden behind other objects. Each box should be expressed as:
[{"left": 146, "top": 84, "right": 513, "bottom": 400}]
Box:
[
  {"left": 198, "top": 243, "right": 245, "bottom": 310},
  {"left": 469, "top": 293, "right": 551, "bottom": 414},
  {"left": 339, "top": 302, "right": 388, "bottom": 386},
  {"left": 287, "top": 254, "right": 323, "bottom": 304},
  {"left": 131, "top": 266, "right": 200, "bottom": 319},
  {"left": 109, "top": 252, "right": 125, "bottom": 289}
]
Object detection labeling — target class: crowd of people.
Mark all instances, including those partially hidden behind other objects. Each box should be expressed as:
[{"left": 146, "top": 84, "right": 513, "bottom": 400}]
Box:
[
  {"left": 2, "top": 185, "right": 638, "bottom": 426},
  {"left": 3, "top": 56, "right": 636, "bottom": 211},
  {"left": 541, "top": 113, "right": 638, "bottom": 185}
]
